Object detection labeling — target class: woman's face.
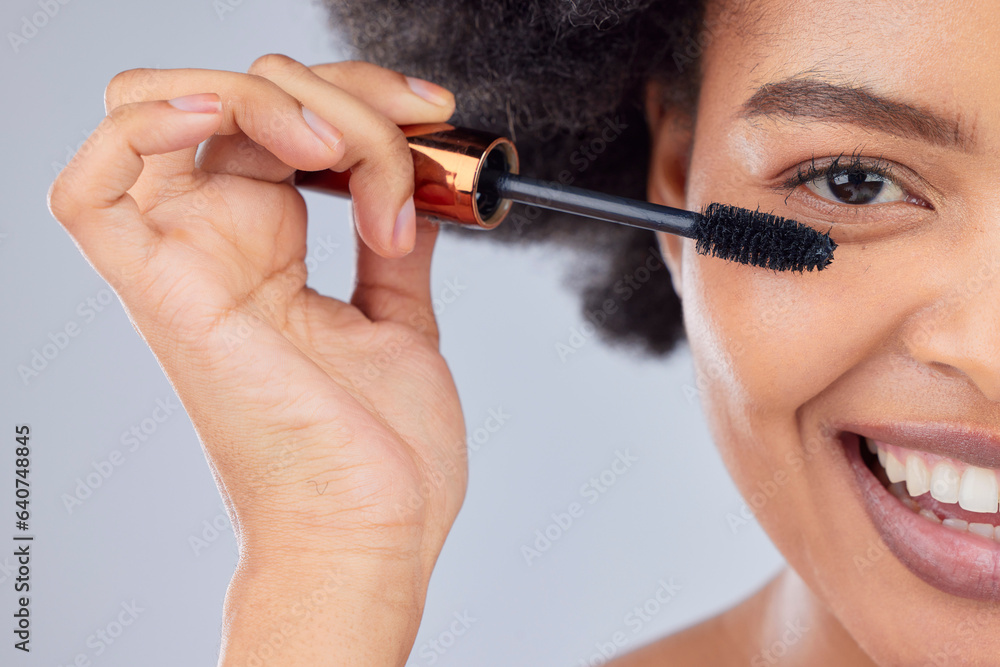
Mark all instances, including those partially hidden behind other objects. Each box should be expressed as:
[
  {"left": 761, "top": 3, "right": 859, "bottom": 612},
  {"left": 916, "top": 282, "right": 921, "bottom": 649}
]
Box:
[{"left": 650, "top": 0, "right": 1000, "bottom": 662}]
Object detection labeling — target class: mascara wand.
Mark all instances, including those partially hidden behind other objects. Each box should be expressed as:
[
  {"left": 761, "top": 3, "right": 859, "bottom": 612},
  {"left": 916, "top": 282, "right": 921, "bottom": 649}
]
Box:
[
  {"left": 293, "top": 123, "right": 837, "bottom": 273},
  {"left": 479, "top": 171, "right": 837, "bottom": 273}
]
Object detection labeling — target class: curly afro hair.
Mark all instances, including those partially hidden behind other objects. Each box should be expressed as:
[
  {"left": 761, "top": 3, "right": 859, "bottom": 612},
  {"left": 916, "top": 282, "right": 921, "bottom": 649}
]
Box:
[{"left": 322, "top": 0, "right": 708, "bottom": 355}]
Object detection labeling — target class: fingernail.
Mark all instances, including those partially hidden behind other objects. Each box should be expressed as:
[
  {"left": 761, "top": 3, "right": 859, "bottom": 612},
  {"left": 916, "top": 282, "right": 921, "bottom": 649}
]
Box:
[
  {"left": 393, "top": 196, "right": 416, "bottom": 253},
  {"left": 405, "top": 76, "right": 453, "bottom": 107},
  {"left": 301, "top": 106, "right": 343, "bottom": 150},
  {"left": 167, "top": 93, "right": 221, "bottom": 113}
]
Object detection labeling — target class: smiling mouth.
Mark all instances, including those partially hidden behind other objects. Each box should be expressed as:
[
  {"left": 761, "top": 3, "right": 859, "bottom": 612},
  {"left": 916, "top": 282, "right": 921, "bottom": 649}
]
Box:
[
  {"left": 842, "top": 429, "right": 1000, "bottom": 601},
  {"left": 860, "top": 436, "right": 1000, "bottom": 541}
]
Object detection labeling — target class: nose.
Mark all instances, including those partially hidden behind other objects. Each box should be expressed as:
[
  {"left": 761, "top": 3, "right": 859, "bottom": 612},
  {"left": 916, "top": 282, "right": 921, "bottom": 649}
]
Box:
[{"left": 904, "top": 254, "right": 1000, "bottom": 402}]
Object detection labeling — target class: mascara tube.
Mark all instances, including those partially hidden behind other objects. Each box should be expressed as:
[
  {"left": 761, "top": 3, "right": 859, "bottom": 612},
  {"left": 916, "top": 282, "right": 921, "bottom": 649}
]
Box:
[
  {"left": 293, "top": 124, "right": 837, "bottom": 272},
  {"left": 293, "top": 123, "right": 518, "bottom": 229}
]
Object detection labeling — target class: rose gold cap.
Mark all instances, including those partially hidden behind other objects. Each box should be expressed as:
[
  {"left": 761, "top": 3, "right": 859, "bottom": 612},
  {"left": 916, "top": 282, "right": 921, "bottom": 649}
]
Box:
[{"left": 293, "top": 123, "right": 519, "bottom": 229}]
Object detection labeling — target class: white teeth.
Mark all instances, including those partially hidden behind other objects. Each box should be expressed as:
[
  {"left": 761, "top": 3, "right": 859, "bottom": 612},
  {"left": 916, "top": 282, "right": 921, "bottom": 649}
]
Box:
[
  {"left": 885, "top": 452, "right": 907, "bottom": 484},
  {"left": 969, "top": 522, "right": 995, "bottom": 538},
  {"left": 942, "top": 518, "right": 968, "bottom": 531},
  {"left": 930, "top": 462, "right": 961, "bottom": 504},
  {"left": 905, "top": 456, "right": 931, "bottom": 497},
  {"left": 887, "top": 482, "right": 920, "bottom": 511},
  {"left": 871, "top": 441, "right": 1000, "bottom": 543},
  {"left": 928, "top": 514, "right": 1000, "bottom": 543},
  {"left": 919, "top": 508, "right": 941, "bottom": 523},
  {"left": 958, "top": 466, "right": 1000, "bottom": 514},
  {"left": 866, "top": 438, "right": 877, "bottom": 455}
]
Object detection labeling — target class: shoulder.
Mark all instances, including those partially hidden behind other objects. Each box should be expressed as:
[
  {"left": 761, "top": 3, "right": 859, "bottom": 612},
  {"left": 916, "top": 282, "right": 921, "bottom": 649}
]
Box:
[
  {"left": 604, "top": 570, "right": 783, "bottom": 667},
  {"left": 603, "top": 612, "right": 737, "bottom": 667}
]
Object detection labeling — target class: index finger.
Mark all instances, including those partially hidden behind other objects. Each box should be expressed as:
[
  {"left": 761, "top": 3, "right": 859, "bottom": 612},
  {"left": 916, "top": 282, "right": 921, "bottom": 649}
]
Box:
[{"left": 104, "top": 67, "right": 347, "bottom": 184}]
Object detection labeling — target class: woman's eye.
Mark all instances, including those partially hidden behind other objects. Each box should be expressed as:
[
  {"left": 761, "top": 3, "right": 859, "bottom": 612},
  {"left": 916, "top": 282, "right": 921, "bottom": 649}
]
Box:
[{"left": 803, "top": 169, "right": 906, "bottom": 206}]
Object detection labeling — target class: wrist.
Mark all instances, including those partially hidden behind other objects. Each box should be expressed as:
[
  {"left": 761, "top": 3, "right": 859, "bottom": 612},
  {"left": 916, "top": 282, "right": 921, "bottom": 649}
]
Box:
[{"left": 219, "top": 541, "right": 432, "bottom": 666}]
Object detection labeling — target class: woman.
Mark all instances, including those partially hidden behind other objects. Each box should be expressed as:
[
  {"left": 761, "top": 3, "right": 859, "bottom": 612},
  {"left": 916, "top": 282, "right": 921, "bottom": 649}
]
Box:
[{"left": 47, "top": 0, "right": 1000, "bottom": 663}]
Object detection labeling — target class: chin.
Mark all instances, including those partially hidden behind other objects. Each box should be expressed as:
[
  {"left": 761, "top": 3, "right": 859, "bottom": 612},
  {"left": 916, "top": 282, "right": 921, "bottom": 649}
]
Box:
[{"left": 720, "top": 408, "right": 1000, "bottom": 665}]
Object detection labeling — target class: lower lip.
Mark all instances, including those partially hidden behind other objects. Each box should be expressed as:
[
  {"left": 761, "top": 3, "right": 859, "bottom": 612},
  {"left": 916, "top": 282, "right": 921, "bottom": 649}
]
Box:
[{"left": 843, "top": 431, "right": 1000, "bottom": 601}]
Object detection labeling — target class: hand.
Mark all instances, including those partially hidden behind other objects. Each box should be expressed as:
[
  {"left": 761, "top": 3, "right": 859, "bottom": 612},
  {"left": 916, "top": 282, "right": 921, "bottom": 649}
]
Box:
[{"left": 48, "top": 54, "right": 468, "bottom": 665}]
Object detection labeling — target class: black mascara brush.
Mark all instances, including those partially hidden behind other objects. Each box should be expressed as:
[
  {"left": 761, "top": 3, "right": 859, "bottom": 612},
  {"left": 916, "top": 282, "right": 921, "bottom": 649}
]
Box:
[
  {"left": 293, "top": 124, "right": 837, "bottom": 272},
  {"left": 479, "top": 171, "right": 835, "bottom": 272}
]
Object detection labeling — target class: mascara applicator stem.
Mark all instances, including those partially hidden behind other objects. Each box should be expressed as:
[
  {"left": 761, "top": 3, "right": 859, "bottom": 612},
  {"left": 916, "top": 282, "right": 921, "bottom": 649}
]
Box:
[{"left": 480, "top": 170, "right": 701, "bottom": 238}]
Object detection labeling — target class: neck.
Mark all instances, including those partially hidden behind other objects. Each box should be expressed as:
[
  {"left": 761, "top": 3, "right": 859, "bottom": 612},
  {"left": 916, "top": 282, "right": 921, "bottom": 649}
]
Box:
[{"left": 722, "top": 566, "right": 877, "bottom": 667}]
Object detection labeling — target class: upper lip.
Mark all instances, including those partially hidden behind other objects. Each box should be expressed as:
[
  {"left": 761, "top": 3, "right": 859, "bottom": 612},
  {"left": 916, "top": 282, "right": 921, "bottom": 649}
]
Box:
[{"left": 834, "top": 420, "right": 1000, "bottom": 470}]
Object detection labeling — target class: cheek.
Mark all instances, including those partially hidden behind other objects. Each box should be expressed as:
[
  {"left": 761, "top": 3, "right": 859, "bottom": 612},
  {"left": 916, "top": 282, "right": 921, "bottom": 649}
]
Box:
[
  {"left": 678, "top": 238, "right": 916, "bottom": 443},
  {"left": 676, "top": 240, "right": 919, "bottom": 558}
]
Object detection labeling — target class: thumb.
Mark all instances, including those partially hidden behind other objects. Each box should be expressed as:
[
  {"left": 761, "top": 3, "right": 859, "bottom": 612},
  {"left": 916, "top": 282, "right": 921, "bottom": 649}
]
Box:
[{"left": 350, "top": 204, "right": 442, "bottom": 347}]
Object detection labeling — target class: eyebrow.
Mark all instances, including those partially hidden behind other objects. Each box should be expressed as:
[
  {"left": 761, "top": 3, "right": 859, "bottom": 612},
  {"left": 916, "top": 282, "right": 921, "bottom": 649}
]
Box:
[{"left": 741, "top": 78, "right": 971, "bottom": 150}]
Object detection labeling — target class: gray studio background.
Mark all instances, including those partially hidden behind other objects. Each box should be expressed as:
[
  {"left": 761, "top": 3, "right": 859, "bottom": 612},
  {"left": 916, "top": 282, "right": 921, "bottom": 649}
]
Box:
[{"left": 1, "top": 0, "right": 783, "bottom": 664}]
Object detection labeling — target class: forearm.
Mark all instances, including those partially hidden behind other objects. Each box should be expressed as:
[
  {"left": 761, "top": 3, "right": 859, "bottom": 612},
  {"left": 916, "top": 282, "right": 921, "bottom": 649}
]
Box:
[{"left": 218, "top": 545, "right": 430, "bottom": 666}]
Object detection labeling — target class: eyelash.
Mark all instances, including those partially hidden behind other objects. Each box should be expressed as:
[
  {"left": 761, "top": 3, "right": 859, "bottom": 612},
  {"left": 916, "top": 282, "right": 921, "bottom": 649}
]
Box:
[{"left": 779, "top": 151, "right": 902, "bottom": 203}]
